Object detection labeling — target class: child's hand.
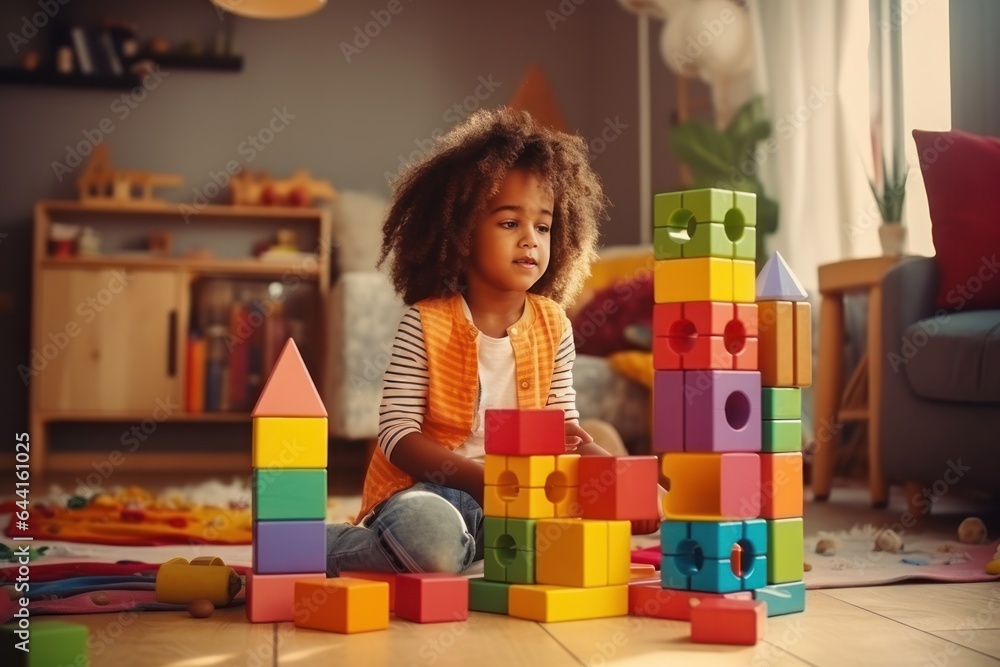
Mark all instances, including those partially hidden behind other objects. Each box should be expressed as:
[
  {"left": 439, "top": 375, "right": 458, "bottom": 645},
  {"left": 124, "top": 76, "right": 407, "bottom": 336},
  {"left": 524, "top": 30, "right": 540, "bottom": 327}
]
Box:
[
  {"left": 630, "top": 518, "right": 661, "bottom": 535},
  {"left": 564, "top": 422, "right": 594, "bottom": 452}
]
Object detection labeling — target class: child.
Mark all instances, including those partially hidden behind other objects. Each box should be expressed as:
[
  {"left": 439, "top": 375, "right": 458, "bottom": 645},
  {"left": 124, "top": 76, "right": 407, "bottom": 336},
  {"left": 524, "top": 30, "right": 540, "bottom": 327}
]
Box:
[{"left": 326, "top": 108, "right": 649, "bottom": 577}]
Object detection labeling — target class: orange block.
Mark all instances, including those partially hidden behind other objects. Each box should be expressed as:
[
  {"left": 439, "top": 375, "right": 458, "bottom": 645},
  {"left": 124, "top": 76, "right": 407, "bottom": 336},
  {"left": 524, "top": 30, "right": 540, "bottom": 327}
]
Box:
[
  {"left": 246, "top": 572, "right": 325, "bottom": 623},
  {"left": 294, "top": 577, "right": 389, "bottom": 634},
  {"left": 340, "top": 571, "right": 397, "bottom": 611},
  {"left": 757, "top": 301, "right": 794, "bottom": 387},
  {"left": 690, "top": 598, "right": 767, "bottom": 645},
  {"left": 252, "top": 339, "right": 327, "bottom": 417},
  {"left": 760, "top": 453, "right": 803, "bottom": 519},
  {"left": 661, "top": 453, "right": 761, "bottom": 520},
  {"left": 793, "top": 302, "right": 812, "bottom": 387}
]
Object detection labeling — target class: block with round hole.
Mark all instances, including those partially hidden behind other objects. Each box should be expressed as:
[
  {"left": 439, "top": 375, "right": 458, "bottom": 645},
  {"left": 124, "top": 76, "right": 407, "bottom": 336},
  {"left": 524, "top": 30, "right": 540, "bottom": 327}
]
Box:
[
  {"left": 653, "top": 302, "right": 759, "bottom": 371},
  {"left": 483, "top": 484, "right": 553, "bottom": 519},
  {"left": 660, "top": 519, "right": 767, "bottom": 593},
  {"left": 661, "top": 452, "right": 761, "bottom": 519},
  {"left": 484, "top": 454, "right": 556, "bottom": 488},
  {"left": 654, "top": 222, "right": 734, "bottom": 260},
  {"left": 484, "top": 516, "right": 536, "bottom": 584},
  {"left": 684, "top": 370, "right": 762, "bottom": 452},
  {"left": 682, "top": 188, "right": 739, "bottom": 224},
  {"left": 653, "top": 191, "right": 684, "bottom": 227}
]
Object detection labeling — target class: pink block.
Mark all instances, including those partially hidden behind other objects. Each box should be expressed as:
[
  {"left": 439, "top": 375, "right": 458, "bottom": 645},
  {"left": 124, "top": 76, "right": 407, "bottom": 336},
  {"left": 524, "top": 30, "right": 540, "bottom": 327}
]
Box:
[
  {"left": 629, "top": 583, "right": 753, "bottom": 621},
  {"left": 578, "top": 456, "right": 659, "bottom": 520},
  {"left": 684, "top": 371, "right": 761, "bottom": 452},
  {"left": 484, "top": 409, "right": 565, "bottom": 455},
  {"left": 652, "top": 371, "right": 684, "bottom": 453},
  {"left": 246, "top": 572, "right": 325, "bottom": 623}
]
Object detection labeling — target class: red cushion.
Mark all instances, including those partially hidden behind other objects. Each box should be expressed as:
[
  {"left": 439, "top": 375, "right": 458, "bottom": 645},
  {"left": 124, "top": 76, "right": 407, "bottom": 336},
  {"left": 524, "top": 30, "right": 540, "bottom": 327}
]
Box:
[
  {"left": 912, "top": 129, "right": 1000, "bottom": 310},
  {"left": 571, "top": 274, "right": 652, "bottom": 356}
]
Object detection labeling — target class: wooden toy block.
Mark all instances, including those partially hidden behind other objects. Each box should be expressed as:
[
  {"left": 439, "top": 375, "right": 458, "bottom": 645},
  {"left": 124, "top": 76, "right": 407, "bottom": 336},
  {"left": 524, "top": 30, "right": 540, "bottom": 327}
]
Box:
[
  {"left": 629, "top": 584, "right": 752, "bottom": 621},
  {"left": 484, "top": 409, "right": 565, "bottom": 455},
  {"left": 654, "top": 257, "right": 733, "bottom": 304},
  {"left": 577, "top": 455, "right": 659, "bottom": 520},
  {"left": 535, "top": 518, "right": 630, "bottom": 587},
  {"left": 653, "top": 302, "right": 759, "bottom": 370},
  {"left": 683, "top": 370, "right": 762, "bottom": 452},
  {"left": 753, "top": 581, "right": 806, "bottom": 616},
  {"left": 761, "top": 388, "right": 802, "bottom": 420},
  {"left": 607, "top": 520, "right": 633, "bottom": 585},
  {"left": 690, "top": 598, "right": 767, "bottom": 645},
  {"left": 484, "top": 517, "right": 536, "bottom": 583},
  {"left": 734, "top": 226, "right": 756, "bottom": 260},
  {"left": 507, "top": 455, "right": 557, "bottom": 487},
  {"left": 252, "top": 417, "right": 328, "bottom": 469},
  {"left": 653, "top": 222, "right": 734, "bottom": 260},
  {"left": 252, "top": 338, "right": 327, "bottom": 417},
  {"left": 661, "top": 453, "right": 761, "bottom": 519},
  {"left": 550, "top": 454, "right": 580, "bottom": 487},
  {"left": 757, "top": 301, "right": 794, "bottom": 387},
  {"left": 733, "top": 190, "right": 758, "bottom": 227},
  {"left": 629, "top": 563, "right": 657, "bottom": 580},
  {"left": 469, "top": 577, "right": 510, "bottom": 614},
  {"left": 340, "top": 571, "right": 397, "bottom": 611},
  {"left": 767, "top": 518, "right": 804, "bottom": 584},
  {"left": 508, "top": 584, "right": 628, "bottom": 622},
  {"left": 652, "top": 191, "right": 684, "bottom": 227},
  {"left": 793, "top": 301, "right": 812, "bottom": 387},
  {"left": 294, "top": 577, "right": 389, "bottom": 633},
  {"left": 760, "top": 453, "right": 803, "bottom": 519},
  {"left": 762, "top": 419, "right": 802, "bottom": 453},
  {"left": 253, "top": 520, "right": 326, "bottom": 573},
  {"left": 756, "top": 251, "right": 807, "bottom": 301},
  {"left": 484, "top": 484, "right": 553, "bottom": 519},
  {"left": 246, "top": 572, "right": 325, "bottom": 622},
  {"left": 253, "top": 469, "right": 327, "bottom": 520},
  {"left": 660, "top": 519, "right": 766, "bottom": 593},
  {"left": 395, "top": 573, "right": 469, "bottom": 623},
  {"left": 733, "top": 259, "right": 756, "bottom": 303},
  {"left": 0, "top": 620, "right": 88, "bottom": 667},
  {"left": 546, "top": 454, "right": 580, "bottom": 516},
  {"left": 156, "top": 556, "right": 241, "bottom": 606},
  {"left": 652, "top": 371, "right": 684, "bottom": 453}
]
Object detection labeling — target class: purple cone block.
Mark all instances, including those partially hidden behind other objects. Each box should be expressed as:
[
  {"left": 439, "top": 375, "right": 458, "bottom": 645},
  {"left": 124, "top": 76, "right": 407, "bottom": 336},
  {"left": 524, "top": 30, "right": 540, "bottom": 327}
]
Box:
[{"left": 684, "top": 370, "right": 761, "bottom": 452}]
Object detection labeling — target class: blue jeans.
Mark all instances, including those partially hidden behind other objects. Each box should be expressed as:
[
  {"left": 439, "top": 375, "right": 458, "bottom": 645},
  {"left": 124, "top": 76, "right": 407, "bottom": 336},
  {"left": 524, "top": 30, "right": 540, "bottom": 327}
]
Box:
[{"left": 326, "top": 483, "right": 484, "bottom": 576}]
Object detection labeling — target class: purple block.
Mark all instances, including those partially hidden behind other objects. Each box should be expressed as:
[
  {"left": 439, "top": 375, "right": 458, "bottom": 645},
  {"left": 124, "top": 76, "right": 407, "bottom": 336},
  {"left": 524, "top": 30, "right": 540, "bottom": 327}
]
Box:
[
  {"left": 253, "top": 520, "right": 327, "bottom": 574},
  {"left": 653, "top": 371, "right": 684, "bottom": 453},
  {"left": 684, "top": 371, "right": 761, "bottom": 452}
]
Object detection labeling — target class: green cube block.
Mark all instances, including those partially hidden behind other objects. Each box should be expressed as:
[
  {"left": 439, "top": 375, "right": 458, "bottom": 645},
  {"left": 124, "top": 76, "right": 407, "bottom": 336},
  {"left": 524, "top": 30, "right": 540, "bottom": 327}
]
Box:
[
  {"left": 653, "top": 226, "right": 684, "bottom": 260},
  {"left": 762, "top": 419, "right": 802, "bottom": 453},
  {"left": 734, "top": 225, "right": 757, "bottom": 260},
  {"left": 683, "top": 222, "right": 735, "bottom": 259},
  {"left": 681, "top": 188, "right": 734, "bottom": 224},
  {"left": 1, "top": 621, "right": 89, "bottom": 667},
  {"left": 766, "top": 518, "right": 804, "bottom": 584},
  {"left": 753, "top": 581, "right": 806, "bottom": 616},
  {"left": 734, "top": 190, "right": 758, "bottom": 227},
  {"left": 469, "top": 577, "right": 510, "bottom": 615},
  {"left": 506, "top": 518, "right": 536, "bottom": 551},
  {"left": 653, "top": 192, "right": 684, "bottom": 228},
  {"left": 484, "top": 546, "right": 535, "bottom": 584},
  {"left": 762, "top": 388, "right": 802, "bottom": 420},
  {"left": 253, "top": 469, "right": 327, "bottom": 520}
]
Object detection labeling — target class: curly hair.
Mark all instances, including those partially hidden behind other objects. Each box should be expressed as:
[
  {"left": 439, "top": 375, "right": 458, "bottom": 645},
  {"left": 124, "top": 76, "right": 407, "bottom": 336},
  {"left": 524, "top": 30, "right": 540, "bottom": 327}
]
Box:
[{"left": 378, "top": 107, "right": 606, "bottom": 307}]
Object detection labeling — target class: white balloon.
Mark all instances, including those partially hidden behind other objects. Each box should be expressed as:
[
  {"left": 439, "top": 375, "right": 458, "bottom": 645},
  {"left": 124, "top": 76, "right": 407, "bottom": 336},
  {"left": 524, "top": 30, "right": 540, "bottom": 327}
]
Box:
[
  {"left": 684, "top": 0, "right": 753, "bottom": 80},
  {"left": 660, "top": 2, "right": 700, "bottom": 77}
]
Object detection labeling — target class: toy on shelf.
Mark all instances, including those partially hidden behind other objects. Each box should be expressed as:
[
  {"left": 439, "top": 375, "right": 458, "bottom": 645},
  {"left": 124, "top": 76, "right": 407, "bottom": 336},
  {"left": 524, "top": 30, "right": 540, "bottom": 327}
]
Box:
[
  {"left": 230, "top": 168, "right": 338, "bottom": 207},
  {"left": 77, "top": 145, "right": 183, "bottom": 205}
]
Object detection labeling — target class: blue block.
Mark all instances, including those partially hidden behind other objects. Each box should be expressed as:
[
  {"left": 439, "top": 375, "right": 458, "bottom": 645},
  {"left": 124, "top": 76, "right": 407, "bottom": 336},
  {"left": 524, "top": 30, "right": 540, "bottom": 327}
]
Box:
[
  {"left": 753, "top": 581, "right": 806, "bottom": 616},
  {"left": 691, "top": 521, "right": 743, "bottom": 559},
  {"left": 661, "top": 555, "right": 692, "bottom": 590},
  {"left": 741, "top": 555, "right": 768, "bottom": 591},
  {"left": 691, "top": 558, "right": 741, "bottom": 593},
  {"left": 661, "top": 520, "right": 691, "bottom": 554},
  {"left": 742, "top": 519, "right": 768, "bottom": 556}
]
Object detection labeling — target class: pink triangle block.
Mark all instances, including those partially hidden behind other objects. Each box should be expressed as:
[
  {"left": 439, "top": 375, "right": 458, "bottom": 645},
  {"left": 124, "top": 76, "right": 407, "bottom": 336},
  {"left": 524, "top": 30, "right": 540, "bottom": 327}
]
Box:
[{"left": 251, "top": 339, "right": 327, "bottom": 417}]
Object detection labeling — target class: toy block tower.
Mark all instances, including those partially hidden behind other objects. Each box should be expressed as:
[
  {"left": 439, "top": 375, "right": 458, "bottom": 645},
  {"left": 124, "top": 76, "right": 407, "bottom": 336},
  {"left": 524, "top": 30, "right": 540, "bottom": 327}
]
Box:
[{"left": 246, "top": 339, "right": 329, "bottom": 623}]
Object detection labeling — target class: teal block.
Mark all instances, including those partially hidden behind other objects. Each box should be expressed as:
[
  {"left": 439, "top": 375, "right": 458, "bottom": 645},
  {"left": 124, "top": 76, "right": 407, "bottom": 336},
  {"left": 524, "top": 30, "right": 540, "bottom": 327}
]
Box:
[
  {"left": 734, "top": 191, "right": 758, "bottom": 227},
  {"left": 660, "top": 520, "right": 691, "bottom": 554},
  {"left": 653, "top": 226, "right": 685, "bottom": 259},
  {"left": 742, "top": 519, "right": 768, "bottom": 556},
  {"left": 690, "top": 521, "right": 743, "bottom": 559},
  {"left": 762, "top": 388, "right": 802, "bottom": 420},
  {"left": 469, "top": 577, "right": 510, "bottom": 615},
  {"left": 762, "top": 419, "right": 802, "bottom": 453},
  {"left": 653, "top": 191, "right": 685, "bottom": 228},
  {"left": 767, "top": 518, "right": 804, "bottom": 584},
  {"left": 753, "top": 581, "right": 806, "bottom": 616},
  {"left": 252, "top": 469, "right": 326, "bottom": 520},
  {"left": 661, "top": 554, "right": 692, "bottom": 590},
  {"left": 0, "top": 621, "right": 89, "bottom": 667},
  {"left": 734, "top": 226, "right": 757, "bottom": 260},
  {"left": 683, "top": 222, "right": 735, "bottom": 259},
  {"left": 741, "top": 555, "right": 768, "bottom": 591},
  {"left": 690, "top": 557, "right": 741, "bottom": 593},
  {"left": 682, "top": 188, "right": 734, "bottom": 224}
]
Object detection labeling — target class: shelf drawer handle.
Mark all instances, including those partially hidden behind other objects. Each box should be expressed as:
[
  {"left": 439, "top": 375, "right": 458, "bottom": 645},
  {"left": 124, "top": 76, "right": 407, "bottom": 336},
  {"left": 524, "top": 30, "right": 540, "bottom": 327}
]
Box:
[{"left": 167, "top": 310, "right": 178, "bottom": 377}]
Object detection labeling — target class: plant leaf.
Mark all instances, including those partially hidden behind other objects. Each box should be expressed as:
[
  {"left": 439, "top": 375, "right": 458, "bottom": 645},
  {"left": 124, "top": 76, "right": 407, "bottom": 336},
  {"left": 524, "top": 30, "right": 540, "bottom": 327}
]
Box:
[{"left": 669, "top": 120, "right": 735, "bottom": 175}]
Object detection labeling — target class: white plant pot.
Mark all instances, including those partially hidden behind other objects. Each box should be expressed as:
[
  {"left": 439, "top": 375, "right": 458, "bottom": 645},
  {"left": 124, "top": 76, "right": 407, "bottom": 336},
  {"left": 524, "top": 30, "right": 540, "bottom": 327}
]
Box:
[{"left": 879, "top": 224, "right": 906, "bottom": 257}]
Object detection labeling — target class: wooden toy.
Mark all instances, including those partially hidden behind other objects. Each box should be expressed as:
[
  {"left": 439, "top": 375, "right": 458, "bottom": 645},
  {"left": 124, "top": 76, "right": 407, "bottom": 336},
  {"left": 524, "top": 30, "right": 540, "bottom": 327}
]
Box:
[
  {"left": 251, "top": 339, "right": 328, "bottom": 417},
  {"left": 484, "top": 409, "right": 565, "bottom": 455},
  {"left": 547, "top": 454, "right": 580, "bottom": 517},
  {"left": 230, "top": 168, "right": 338, "bottom": 207},
  {"left": 508, "top": 583, "right": 628, "bottom": 622},
  {"left": 654, "top": 222, "right": 736, "bottom": 260},
  {"left": 395, "top": 573, "right": 470, "bottom": 623},
  {"left": 762, "top": 419, "right": 802, "bottom": 453},
  {"left": 756, "top": 251, "right": 808, "bottom": 302},
  {"left": 484, "top": 454, "right": 555, "bottom": 487},
  {"left": 246, "top": 572, "right": 325, "bottom": 622},
  {"left": 733, "top": 259, "right": 756, "bottom": 302},
  {"left": 758, "top": 300, "right": 794, "bottom": 387},
  {"left": 660, "top": 519, "right": 766, "bottom": 593},
  {"left": 629, "top": 563, "right": 657, "bottom": 580},
  {"left": 767, "top": 518, "right": 804, "bottom": 584},
  {"left": 652, "top": 371, "right": 684, "bottom": 452},
  {"left": 253, "top": 469, "right": 326, "bottom": 520},
  {"left": 469, "top": 577, "right": 511, "bottom": 614},
  {"left": 252, "top": 417, "right": 328, "bottom": 469},
  {"left": 339, "top": 571, "right": 397, "bottom": 611},
  {"left": 253, "top": 520, "right": 326, "bottom": 573},
  {"left": 629, "top": 584, "right": 753, "bottom": 621},
  {"left": 660, "top": 452, "right": 761, "bottom": 519},
  {"left": 484, "top": 516, "right": 536, "bottom": 584},
  {"left": 690, "top": 598, "right": 767, "bottom": 645},
  {"left": 77, "top": 145, "right": 183, "bottom": 206},
  {"left": 0, "top": 620, "right": 88, "bottom": 666},
  {"left": 653, "top": 302, "right": 759, "bottom": 370},
  {"left": 654, "top": 257, "right": 733, "bottom": 304},
  {"left": 155, "top": 556, "right": 241, "bottom": 606},
  {"left": 759, "top": 453, "right": 803, "bottom": 519},
  {"left": 484, "top": 483, "right": 553, "bottom": 520},
  {"left": 653, "top": 370, "right": 762, "bottom": 453},
  {"left": 294, "top": 577, "right": 389, "bottom": 634},
  {"left": 535, "top": 518, "right": 631, "bottom": 587},
  {"left": 753, "top": 581, "right": 806, "bottom": 616},
  {"left": 761, "top": 388, "right": 801, "bottom": 420},
  {"left": 793, "top": 301, "right": 812, "bottom": 387},
  {"left": 654, "top": 188, "right": 756, "bottom": 228},
  {"left": 577, "top": 456, "right": 659, "bottom": 520}
]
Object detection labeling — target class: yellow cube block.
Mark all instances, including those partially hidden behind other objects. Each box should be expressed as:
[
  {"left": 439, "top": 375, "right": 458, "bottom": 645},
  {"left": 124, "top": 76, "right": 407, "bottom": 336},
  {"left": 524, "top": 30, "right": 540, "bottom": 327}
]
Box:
[
  {"left": 253, "top": 417, "right": 328, "bottom": 469},
  {"left": 654, "top": 257, "right": 733, "bottom": 303},
  {"left": 607, "top": 520, "right": 632, "bottom": 585},
  {"left": 508, "top": 455, "right": 556, "bottom": 488},
  {"left": 484, "top": 485, "right": 553, "bottom": 519},
  {"left": 484, "top": 455, "right": 509, "bottom": 486},
  {"left": 547, "top": 485, "right": 580, "bottom": 518},
  {"left": 551, "top": 454, "right": 580, "bottom": 487},
  {"left": 733, "top": 259, "right": 756, "bottom": 303},
  {"left": 536, "top": 518, "right": 629, "bottom": 587},
  {"left": 508, "top": 584, "right": 628, "bottom": 622}
]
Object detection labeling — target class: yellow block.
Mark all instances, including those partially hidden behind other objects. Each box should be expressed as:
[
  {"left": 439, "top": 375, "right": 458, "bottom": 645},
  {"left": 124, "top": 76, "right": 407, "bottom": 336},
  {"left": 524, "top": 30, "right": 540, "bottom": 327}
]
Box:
[
  {"left": 654, "top": 257, "right": 733, "bottom": 303},
  {"left": 546, "top": 485, "right": 580, "bottom": 518},
  {"left": 758, "top": 301, "right": 794, "bottom": 387},
  {"left": 508, "top": 584, "right": 628, "bottom": 622},
  {"left": 536, "top": 519, "right": 607, "bottom": 587},
  {"left": 607, "top": 521, "right": 632, "bottom": 585},
  {"left": 660, "top": 452, "right": 760, "bottom": 520},
  {"left": 551, "top": 454, "right": 580, "bottom": 487},
  {"left": 507, "top": 455, "right": 556, "bottom": 488},
  {"left": 484, "top": 485, "right": 553, "bottom": 519},
  {"left": 794, "top": 302, "right": 812, "bottom": 387},
  {"left": 733, "top": 259, "right": 756, "bottom": 303},
  {"left": 252, "top": 417, "right": 328, "bottom": 469}
]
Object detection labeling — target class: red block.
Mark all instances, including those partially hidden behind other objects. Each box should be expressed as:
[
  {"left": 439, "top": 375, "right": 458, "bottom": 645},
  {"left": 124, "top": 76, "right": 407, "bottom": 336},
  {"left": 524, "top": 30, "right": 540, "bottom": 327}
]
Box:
[
  {"left": 629, "top": 583, "right": 753, "bottom": 621},
  {"left": 395, "top": 573, "right": 469, "bottom": 623},
  {"left": 340, "top": 570, "right": 397, "bottom": 611},
  {"left": 577, "top": 456, "right": 659, "bottom": 520},
  {"left": 653, "top": 302, "right": 759, "bottom": 370},
  {"left": 690, "top": 598, "right": 767, "bottom": 645},
  {"left": 484, "top": 409, "right": 565, "bottom": 455}
]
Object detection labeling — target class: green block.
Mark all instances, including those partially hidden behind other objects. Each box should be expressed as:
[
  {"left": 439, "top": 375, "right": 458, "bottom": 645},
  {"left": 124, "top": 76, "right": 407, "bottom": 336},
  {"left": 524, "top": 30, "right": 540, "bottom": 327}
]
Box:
[
  {"left": 484, "top": 516, "right": 506, "bottom": 545},
  {"left": 753, "top": 581, "right": 806, "bottom": 616},
  {"left": 653, "top": 226, "right": 684, "bottom": 259},
  {"left": 469, "top": 577, "right": 510, "bottom": 615},
  {"left": 733, "top": 225, "right": 757, "bottom": 260},
  {"left": 483, "top": 546, "right": 535, "bottom": 584},
  {"left": 683, "top": 222, "right": 735, "bottom": 259},
  {"left": 733, "top": 190, "right": 758, "bottom": 227},
  {"left": 762, "top": 419, "right": 802, "bottom": 453},
  {"left": 1, "top": 621, "right": 89, "bottom": 667},
  {"left": 762, "top": 388, "right": 802, "bottom": 420},
  {"left": 682, "top": 188, "right": 734, "bottom": 224},
  {"left": 653, "top": 192, "right": 685, "bottom": 227},
  {"left": 506, "top": 518, "right": 536, "bottom": 551},
  {"left": 253, "top": 469, "right": 327, "bottom": 520},
  {"left": 767, "top": 518, "right": 804, "bottom": 584}
]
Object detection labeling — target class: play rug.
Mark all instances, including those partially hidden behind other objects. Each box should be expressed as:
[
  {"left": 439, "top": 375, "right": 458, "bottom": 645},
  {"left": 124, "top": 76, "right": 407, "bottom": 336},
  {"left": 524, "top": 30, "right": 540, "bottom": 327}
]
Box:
[{"left": 804, "top": 524, "right": 1000, "bottom": 589}]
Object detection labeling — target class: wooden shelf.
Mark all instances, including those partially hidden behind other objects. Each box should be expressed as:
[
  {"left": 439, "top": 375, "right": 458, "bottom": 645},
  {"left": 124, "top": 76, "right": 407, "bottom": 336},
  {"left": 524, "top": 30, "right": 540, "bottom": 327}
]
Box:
[
  {"left": 40, "top": 199, "right": 327, "bottom": 219},
  {"left": 0, "top": 55, "right": 242, "bottom": 91},
  {"left": 39, "top": 411, "right": 252, "bottom": 422},
  {"left": 41, "top": 256, "right": 321, "bottom": 276}
]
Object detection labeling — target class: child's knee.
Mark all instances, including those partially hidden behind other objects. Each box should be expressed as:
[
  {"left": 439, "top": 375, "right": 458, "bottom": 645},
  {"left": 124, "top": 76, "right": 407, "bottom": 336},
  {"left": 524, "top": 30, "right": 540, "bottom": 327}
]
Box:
[{"left": 380, "top": 492, "right": 474, "bottom": 573}]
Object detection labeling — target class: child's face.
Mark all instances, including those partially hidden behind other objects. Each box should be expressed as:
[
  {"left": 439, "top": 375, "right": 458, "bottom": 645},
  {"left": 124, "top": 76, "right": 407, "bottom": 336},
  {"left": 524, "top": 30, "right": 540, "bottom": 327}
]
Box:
[{"left": 468, "top": 168, "right": 554, "bottom": 296}]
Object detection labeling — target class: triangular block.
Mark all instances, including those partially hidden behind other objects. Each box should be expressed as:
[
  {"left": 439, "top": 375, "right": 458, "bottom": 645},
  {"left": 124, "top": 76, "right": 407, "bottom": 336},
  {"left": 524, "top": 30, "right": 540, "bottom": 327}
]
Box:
[
  {"left": 756, "top": 251, "right": 808, "bottom": 301},
  {"left": 251, "top": 339, "right": 327, "bottom": 417},
  {"left": 508, "top": 63, "right": 570, "bottom": 133}
]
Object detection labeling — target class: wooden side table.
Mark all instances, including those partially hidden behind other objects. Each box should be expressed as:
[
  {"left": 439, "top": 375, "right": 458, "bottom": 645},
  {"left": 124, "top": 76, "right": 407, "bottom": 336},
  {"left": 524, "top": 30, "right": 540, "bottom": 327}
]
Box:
[{"left": 812, "top": 256, "right": 902, "bottom": 507}]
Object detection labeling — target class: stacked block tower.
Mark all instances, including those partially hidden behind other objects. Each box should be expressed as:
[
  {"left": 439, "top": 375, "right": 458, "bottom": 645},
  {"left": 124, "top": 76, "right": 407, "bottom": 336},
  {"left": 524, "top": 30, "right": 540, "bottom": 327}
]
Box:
[{"left": 470, "top": 409, "right": 660, "bottom": 622}]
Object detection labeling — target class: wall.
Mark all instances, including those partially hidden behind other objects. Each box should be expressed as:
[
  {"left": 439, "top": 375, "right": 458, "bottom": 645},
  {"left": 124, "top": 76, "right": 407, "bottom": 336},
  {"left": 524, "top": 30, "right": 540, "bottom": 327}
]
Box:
[{"left": 949, "top": 0, "right": 1000, "bottom": 136}]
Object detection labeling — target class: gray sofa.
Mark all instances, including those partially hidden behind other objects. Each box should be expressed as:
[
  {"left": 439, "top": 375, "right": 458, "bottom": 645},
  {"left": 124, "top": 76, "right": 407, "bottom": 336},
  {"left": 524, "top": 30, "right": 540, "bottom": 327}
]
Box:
[{"left": 880, "top": 257, "right": 1000, "bottom": 505}]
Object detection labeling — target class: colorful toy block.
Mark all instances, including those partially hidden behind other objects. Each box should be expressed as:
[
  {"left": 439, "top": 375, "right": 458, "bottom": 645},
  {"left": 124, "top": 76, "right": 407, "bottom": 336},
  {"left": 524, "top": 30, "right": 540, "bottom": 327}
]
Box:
[
  {"left": 485, "top": 454, "right": 555, "bottom": 487},
  {"left": 395, "top": 573, "right": 469, "bottom": 623},
  {"left": 652, "top": 371, "right": 684, "bottom": 452},
  {"left": 535, "top": 518, "right": 631, "bottom": 587},
  {"left": 758, "top": 300, "right": 812, "bottom": 388},
  {"left": 252, "top": 417, "right": 328, "bottom": 469},
  {"left": 690, "top": 598, "right": 767, "bottom": 645},
  {"left": 660, "top": 519, "right": 766, "bottom": 593},
  {"left": 484, "top": 516, "right": 536, "bottom": 584},
  {"left": 652, "top": 302, "right": 758, "bottom": 370},
  {"left": 660, "top": 452, "right": 761, "bottom": 519},
  {"left": 654, "top": 257, "right": 734, "bottom": 303},
  {"left": 629, "top": 563, "right": 658, "bottom": 580},
  {"left": 253, "top": 520, "right": 326, "bottom": 574},
  {"left": 252, "top": 338, "right": 328, "bottom": 417},
  {"left": 767, "top": 518, "right": 804, "bottom": 584},
  {"left": 156, "top": 556, "right": 241, "bottom": 606},
  {"left": 547, "top": 454, "right": 580, "bottom": 517},
  {"left": 794, "top": 301, "right": 812, "bottom": 386},
  {"left": 652, "top": 371, "right": 761, "bottom": 453},
  {"left": 340, "top": 571, "right": 397, "bottom": 611},
  {"left": 753, "top": 581, "right": 806, "bottom": 616},
  {"left": 0, "top": 621, "right": 88, "bottom": 667},
  {"left": 484, "top": 409, "right": 565, "bottom": 455},
  {"left": 253, "top": 469, "right": 327, "bottom": 520},
  {"left": 653, "top": 188, "right": 756, "bottom": 229},
  {"left": 484, "top": 483, "right": 553, "bottom": 519},
  {"left": 577, "top": 456, "right": 659, "bottom": 520},
  {"left": 508, "top": 584, "right": 628, "bottom": 622},
  {"left": 733, "top": 259, "right": 756, "bottom": 302},
  {"left": 294, "top": 577, "right": 389, "bottom": 634},
  {"left": 469, "top": 577, "right": 510, "bottom": 615},
  {"left": 759, "top": 453, "right": 803, "bottom": 519},
  {"left": 246, "top": 572, "right": 325, "bottom": 622},
  {"left": 756, "top": 251, "right": 807, "bottom": 302},
  {"left": 761, "top": 388, "right": 802, "bottom": 420},
  {"left": 762, "top": 419, "right": 802, "bottom": 453},
  {"left": 629, "top": 584, "right": 753, "bottom": 621}
]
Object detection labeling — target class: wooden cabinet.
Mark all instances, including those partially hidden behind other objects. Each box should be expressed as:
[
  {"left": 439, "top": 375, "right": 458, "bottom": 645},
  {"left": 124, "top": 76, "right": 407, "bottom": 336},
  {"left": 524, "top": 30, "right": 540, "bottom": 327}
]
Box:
[{"left": 28, "top": 200, "right": 333, "bottom": 473}]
